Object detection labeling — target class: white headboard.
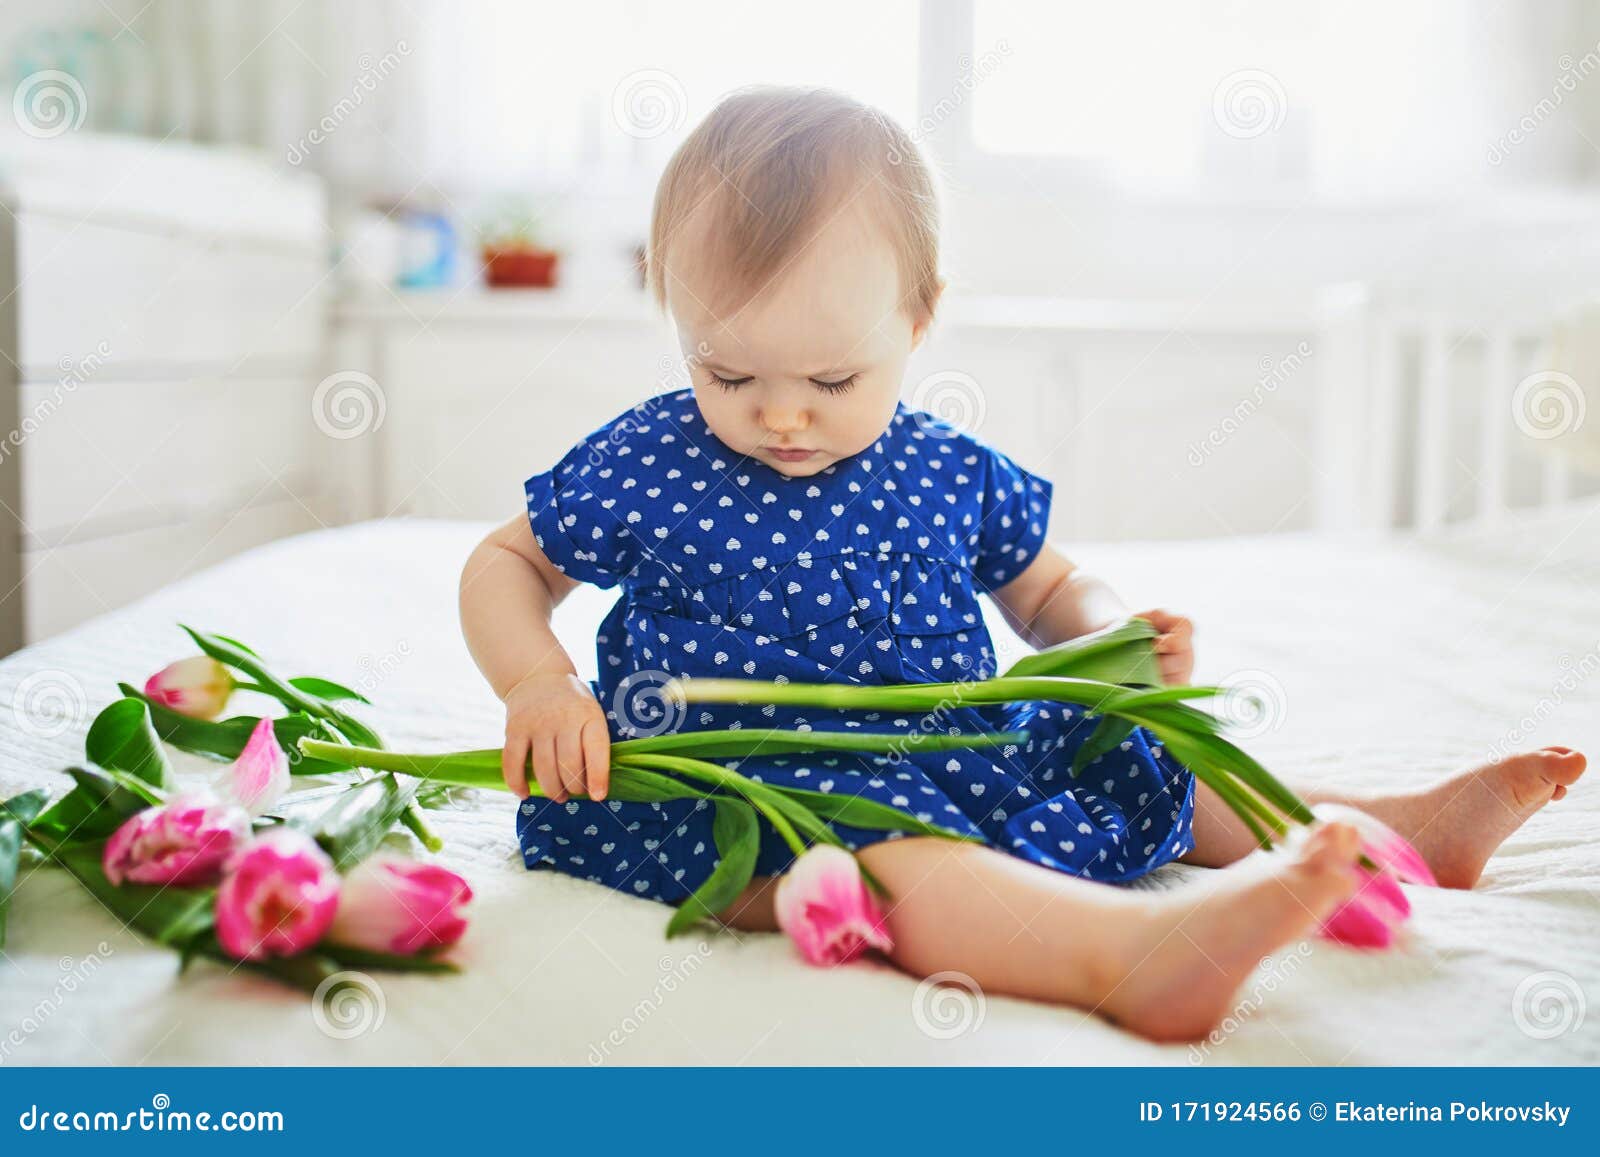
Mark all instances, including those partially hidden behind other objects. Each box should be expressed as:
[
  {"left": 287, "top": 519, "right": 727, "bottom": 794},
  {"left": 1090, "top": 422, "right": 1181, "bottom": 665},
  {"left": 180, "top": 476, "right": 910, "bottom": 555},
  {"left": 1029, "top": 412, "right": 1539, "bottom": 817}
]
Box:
[{"left": 1313, "top": 283, "right": 1599, "bottom": 534}]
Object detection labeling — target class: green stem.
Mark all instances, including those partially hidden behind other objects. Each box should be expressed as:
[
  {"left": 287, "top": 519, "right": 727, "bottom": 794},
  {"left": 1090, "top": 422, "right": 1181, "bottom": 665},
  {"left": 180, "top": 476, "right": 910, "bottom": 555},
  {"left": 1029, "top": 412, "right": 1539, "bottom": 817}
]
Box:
[
  {"left": 614, "top": 753, "right": 811, "bottom": 856},
  {"left": 399, "top": 804, "right": 443, "bottom": 852}
]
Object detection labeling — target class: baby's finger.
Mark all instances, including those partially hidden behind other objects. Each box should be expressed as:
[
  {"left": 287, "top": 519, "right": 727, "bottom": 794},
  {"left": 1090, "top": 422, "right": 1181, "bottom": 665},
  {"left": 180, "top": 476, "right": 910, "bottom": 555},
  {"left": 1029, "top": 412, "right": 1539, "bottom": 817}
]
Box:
[
  {"left": 532, "top": 733, "right": 566, "bottom": 803},
  {"left": 582, "top": 718, "right": 611, "bottom": 802},
  {"left": 502, "top": 731, "right": 531, "bottom": 797},
  {"left": 555, "top": 726, "right": 587, "bottom": 798},
  {"left": 1159, "top": 655, "right": 1191, "bottom": 684}
]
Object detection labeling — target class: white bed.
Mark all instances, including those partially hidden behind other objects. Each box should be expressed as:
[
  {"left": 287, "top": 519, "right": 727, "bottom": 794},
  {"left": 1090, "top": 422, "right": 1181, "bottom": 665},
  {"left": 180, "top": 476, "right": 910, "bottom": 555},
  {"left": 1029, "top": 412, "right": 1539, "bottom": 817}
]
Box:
[{"left": 2, "top": 513, "right": 1597, "bottom": 1065}]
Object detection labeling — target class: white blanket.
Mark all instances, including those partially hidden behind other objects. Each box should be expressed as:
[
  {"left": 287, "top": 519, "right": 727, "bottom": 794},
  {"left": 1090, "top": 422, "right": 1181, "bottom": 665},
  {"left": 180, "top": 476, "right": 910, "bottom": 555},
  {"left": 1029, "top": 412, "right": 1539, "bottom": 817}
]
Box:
[{"left": 2, "top": 515, "right": 1597, "bottom": 1065}]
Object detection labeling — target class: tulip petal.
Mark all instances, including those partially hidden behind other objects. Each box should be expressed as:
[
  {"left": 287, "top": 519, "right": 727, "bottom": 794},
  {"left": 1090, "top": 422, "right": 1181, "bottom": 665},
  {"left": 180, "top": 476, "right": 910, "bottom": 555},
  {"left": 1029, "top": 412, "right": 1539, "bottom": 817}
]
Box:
[
  {"left": 1312, "top": 803, "right": 1437, "bottom": 886},
  {"left": 222, "top": 718, "right": 291, "bottom": 816},
  {"left": 144, "top": 657, "right": 234, "bottom": 720},
  {"left": 215, "top": 828, "right": 339, "bottom": 961},
  {"left": 102, "top": 795, "right": 250, "bottom": 887},
  {"left": 1319, "top": 892, "right": 1399, "bottom": 949},
  {"left": 328, "top": 855, "right": 474, "bottom": 956},
  {"left": 774, "top": 846, "right": 892, "bottom": 966}
]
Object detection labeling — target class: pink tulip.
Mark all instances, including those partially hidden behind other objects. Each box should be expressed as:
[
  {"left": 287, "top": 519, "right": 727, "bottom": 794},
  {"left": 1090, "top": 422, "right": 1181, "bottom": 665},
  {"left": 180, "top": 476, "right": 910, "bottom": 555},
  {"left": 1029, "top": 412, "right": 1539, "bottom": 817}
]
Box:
[
  {"left": 215, "top": 828, "right": 340, "bottom": 961},
  {"left": 102, "top": 796, "right": 251, "bottom": 886},
  {"left": 144, "top": 657, "right": 234, "bottom": 719},
  {"left": 328, "top": 855, "right": 473, "bottom": 955},
  {"left": 773, "top": 845, "right": 893, "bottom": 966},
  {"left": 220, "top": 718, "right": 290, "bottom": 816},
  {"left": 1309, "top": 803, "right": 1436, "bottom": 950}
]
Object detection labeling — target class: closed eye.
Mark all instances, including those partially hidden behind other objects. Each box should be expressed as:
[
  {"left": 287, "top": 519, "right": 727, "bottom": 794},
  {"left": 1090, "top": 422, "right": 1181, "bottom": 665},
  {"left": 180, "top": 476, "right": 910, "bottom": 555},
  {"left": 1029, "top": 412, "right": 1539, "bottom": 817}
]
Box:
[
  {"left": 708, "top": 372, "right": 754, "bottom": 391},
  {"left": 809, "top": 373, "right": 859, "bottom": 395}
]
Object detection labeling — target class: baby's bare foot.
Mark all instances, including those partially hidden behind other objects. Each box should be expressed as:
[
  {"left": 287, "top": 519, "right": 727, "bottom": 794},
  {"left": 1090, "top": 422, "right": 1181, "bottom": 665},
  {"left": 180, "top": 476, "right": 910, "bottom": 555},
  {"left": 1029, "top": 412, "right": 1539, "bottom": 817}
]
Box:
[
  {"left": 1399, "top": 746, "right": 1587, "bottom": 889},
  {"left": 1101, "top": 823, "right": 1362, "bottom": 1043}
]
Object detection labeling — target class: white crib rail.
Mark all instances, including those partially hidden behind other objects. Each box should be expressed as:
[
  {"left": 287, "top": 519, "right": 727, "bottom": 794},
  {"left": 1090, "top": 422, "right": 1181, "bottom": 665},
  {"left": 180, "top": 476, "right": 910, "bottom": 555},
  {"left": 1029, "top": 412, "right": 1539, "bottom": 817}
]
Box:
[{"left": 1313, "top": 284, "right": 1591, "bottom": 533}]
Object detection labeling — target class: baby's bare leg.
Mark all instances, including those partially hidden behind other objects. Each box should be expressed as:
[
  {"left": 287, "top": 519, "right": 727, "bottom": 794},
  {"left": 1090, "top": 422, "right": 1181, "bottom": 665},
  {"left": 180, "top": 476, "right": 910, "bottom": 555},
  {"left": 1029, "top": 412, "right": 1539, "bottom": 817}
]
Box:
[
  {"left": 721, "top": 826, "right": 1362, "bottom": 1042},
  {"left": 1183, "top": 747, "right": 1587, "bottom": 887}
]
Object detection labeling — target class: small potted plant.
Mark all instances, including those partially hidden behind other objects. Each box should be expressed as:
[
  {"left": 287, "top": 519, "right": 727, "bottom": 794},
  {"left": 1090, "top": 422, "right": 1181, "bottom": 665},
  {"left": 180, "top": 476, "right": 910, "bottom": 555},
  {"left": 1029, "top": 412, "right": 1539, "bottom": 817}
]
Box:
[{"left": 477, "top": 199, "right": 561, "bottom": 289}]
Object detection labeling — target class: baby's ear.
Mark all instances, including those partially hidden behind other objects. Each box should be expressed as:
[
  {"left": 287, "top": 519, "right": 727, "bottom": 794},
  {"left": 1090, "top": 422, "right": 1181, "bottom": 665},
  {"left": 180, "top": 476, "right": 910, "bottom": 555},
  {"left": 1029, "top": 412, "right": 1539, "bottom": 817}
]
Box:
[{"left": 910, "top": 276, "right": 948, "bottom": 350}]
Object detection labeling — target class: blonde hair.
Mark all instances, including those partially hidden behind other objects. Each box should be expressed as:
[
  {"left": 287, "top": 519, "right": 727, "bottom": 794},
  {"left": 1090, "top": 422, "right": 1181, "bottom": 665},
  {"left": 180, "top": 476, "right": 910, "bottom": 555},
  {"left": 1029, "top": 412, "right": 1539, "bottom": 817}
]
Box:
[{"left": 647, "top": 86, "right": 942, "bottom": 323}]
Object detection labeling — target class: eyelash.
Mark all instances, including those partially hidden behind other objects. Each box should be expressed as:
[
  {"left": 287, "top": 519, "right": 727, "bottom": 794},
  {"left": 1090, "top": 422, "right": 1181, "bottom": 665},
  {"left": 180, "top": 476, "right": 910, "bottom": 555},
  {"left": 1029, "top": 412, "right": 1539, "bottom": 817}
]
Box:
[{"left": 709, "top": 373, "right": 860, "bottom": 395}]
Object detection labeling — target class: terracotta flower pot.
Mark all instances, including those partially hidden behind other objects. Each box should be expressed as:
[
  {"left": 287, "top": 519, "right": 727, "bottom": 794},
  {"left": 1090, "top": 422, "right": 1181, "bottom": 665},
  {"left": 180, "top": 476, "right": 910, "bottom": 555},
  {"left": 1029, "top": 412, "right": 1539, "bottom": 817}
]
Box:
[{"left": 482, "top": 246, "right": 560, "bottom": 288}]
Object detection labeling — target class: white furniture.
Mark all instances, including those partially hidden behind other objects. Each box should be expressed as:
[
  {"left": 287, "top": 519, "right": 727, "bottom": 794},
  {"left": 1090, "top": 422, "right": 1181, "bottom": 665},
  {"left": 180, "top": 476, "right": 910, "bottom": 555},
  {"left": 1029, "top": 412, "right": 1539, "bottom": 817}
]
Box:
[
  {"left": 0, "top": 514, "right": 1595, "bottom": 1064},
  {"left": 1314, "top": 284, "right": 1600, "bottom": 533},
  {"left": 333, "top": 288, "right": 1322, "bottom": 545},
  {"left": 0, "top": 134, "right": 332, "bottom": 652}
]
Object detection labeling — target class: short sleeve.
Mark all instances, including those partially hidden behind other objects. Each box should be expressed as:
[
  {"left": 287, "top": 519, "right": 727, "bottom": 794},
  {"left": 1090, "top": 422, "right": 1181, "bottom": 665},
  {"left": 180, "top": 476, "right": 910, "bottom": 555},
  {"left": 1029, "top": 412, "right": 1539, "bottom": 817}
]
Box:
[
  {"left": 972, "top": 445, "right": 1054, "bottom": 592},
  {"left": 524, "top": 432, "right": 642, "bottom": 590}
]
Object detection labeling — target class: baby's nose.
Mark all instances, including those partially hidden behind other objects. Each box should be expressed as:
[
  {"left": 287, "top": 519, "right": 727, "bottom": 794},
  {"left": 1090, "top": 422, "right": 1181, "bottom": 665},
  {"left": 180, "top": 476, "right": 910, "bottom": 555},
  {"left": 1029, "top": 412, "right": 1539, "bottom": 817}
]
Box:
[{"left": 762, "top": 407, "right": 809, "bottom": 434}]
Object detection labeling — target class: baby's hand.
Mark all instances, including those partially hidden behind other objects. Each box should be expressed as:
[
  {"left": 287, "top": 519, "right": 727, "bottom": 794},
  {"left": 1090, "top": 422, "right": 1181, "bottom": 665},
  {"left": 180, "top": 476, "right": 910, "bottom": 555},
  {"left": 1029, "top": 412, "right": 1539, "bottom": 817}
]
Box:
[
  {"left": 1132, "top": 609, "right": 1195, "bottom": 685},
  {"left": 501, "top": 671, "right": 611, "bottom": 802}
]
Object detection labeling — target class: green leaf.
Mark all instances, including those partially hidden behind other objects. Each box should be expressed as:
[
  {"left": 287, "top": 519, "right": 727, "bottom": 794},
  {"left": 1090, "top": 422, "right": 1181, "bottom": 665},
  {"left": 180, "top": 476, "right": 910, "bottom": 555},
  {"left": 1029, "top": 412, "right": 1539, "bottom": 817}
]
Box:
[
  {"left": 1001, "top": 617, "right": 1163, "bottom": 686},
  {"left": 666, "top": 797, "right": 759, "bottom": 937},
  {"left": 211, "top": 633, "right": 261, "bottom": 657},
  {"left": 49, "top": 839, "right": 217, "bottom": 947},
  {"left": 312, "top": 773, "right": 419, "bottom": 870},
  {"left": 180, "top": 626, "right": 385, "bottom": 750},
  {"left": 775, "top": 786, "right": 982, "bottom": 842},
  {"left": 30, "top": 766, "right": 155, "bottom": 843},
  {"left": 1070, "top": 715, "right": 1136, "bottom": 777},
  {"left": 0, "top": 790, "right": 49, "bottom": 949},
  {"left": 85, "top": 698, "right": 173, "bottom": 791},
  {"left": 120, "top": 684, "right": 348, "bottom": 777},
  {"left": 178, "top": 930, "right": 350, "bottom": 992},
  {"left": 319, "top": 943, "right": 460, "bottom": 973},
  {"left": 288, "top": 676, "right": 371, "bottom": 704}
]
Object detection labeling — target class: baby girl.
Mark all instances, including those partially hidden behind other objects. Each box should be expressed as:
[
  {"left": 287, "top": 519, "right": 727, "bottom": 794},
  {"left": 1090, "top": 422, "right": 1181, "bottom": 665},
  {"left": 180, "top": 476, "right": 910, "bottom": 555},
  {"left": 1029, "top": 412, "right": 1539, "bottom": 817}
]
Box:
[{"left": 460, "top": 88, "right": 1586, "bottom": 1041}]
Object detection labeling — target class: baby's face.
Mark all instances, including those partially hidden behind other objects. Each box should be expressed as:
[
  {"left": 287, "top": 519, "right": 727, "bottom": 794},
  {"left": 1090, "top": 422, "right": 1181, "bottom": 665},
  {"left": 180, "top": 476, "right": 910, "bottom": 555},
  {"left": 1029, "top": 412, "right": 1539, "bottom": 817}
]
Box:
[{"left": 667, "top": 205, "right": 929, "bottom": 478}]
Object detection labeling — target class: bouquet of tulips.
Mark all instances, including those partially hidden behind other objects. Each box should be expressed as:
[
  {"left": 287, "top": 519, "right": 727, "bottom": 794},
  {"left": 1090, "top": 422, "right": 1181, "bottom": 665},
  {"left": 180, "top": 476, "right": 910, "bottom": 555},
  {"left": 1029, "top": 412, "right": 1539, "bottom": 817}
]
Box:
[
  {"left": 0, "top": 627, "right": 472, "bottom": 992},
  {"left": 300, "top": 619, "right": 1433, "bottom": 962}
]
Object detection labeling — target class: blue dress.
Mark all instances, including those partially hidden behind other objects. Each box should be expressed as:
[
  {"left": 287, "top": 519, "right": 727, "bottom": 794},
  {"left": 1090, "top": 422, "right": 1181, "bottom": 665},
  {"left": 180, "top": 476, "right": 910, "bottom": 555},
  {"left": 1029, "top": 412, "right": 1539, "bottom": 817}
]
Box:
[{"left": 518, "top": 388, "right": 1195, "bottom": 902}]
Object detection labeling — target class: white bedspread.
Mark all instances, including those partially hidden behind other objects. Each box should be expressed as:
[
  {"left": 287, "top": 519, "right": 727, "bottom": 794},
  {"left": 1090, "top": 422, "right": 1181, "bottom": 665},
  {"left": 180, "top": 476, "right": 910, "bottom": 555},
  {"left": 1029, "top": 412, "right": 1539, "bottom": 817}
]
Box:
[{"left": 2, "top": 514, "right": 1597, "bottom": 1066}]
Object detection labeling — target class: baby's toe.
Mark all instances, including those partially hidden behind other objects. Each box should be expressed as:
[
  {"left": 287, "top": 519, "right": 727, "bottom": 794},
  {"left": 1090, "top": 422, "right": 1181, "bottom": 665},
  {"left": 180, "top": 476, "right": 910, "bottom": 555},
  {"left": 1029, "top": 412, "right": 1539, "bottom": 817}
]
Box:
[{"left": 1536, "top": 747, "right": 1587, "bottom": 786}]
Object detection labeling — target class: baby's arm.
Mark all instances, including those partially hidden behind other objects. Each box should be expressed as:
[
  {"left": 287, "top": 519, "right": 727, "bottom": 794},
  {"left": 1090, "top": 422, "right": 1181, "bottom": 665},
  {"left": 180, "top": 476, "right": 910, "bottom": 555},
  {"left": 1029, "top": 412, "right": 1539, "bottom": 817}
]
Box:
[
  {"left": 989, "top": 543, "right": 1195, "bottom": 684},
  {"left": 459, "top": 514, "right": 611, "bottom": 801}
]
